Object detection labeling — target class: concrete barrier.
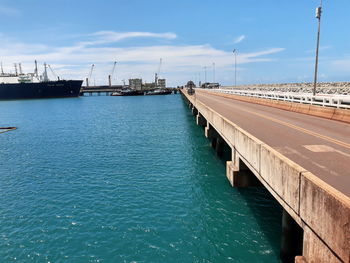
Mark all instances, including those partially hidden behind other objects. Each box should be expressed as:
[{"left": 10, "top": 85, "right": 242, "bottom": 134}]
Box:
[
  {"left": 332, "top": 108, "right": 350, "bottom": 123},
  {"left": 300, "top": 172, "right": 350, "bottom": 263},
  {"left": 260, "top": 145, "right": 305, "bottom": 215},
  {"left": 302, "top": 226, "right": 342, "bottom": 263},
  {"left": 203, "top": 90, "right": 350, "bottom": 124},
  {"left": 234, "top": 127, "right": 262, "bottom": 174}
]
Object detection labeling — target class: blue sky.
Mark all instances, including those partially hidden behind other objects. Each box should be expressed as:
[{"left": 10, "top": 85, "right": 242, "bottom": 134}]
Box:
[{"left": 0, "top": 0, "right": 349, "bottom": 86}]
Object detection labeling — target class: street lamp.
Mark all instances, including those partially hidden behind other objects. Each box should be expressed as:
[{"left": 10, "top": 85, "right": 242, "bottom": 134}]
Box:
[
  {"left": 232, "top": 49, "right": 237, "bottom": 88},
  {"left": 313, "top": 0, "right": 323, "bottom": 96},
  {"left": 212, "top": 62, "right": 215, "bottom": 83},
  {"left": 204, "top": 66, "right": 207, "bottom": 86}
]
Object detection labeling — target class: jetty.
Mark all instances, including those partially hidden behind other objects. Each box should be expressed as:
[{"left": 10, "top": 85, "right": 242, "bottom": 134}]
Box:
[{"left": 181, "top": 88, "right": 350, "bottom": 263}]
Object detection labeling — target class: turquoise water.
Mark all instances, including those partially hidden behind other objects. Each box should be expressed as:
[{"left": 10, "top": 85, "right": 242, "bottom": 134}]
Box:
[{"left": 0, "top": 95, "right": 282, "bottom": 262}]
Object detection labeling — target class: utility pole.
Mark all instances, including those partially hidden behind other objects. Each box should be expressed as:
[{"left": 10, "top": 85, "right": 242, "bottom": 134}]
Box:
[
  {"left": 232, "top": 49, "right": 237, "bottom": 87},
  {"left": 212, "top": 62, "right": 215, "bottom": 83},
  {"left": 313, "top": 0, "right": 323, "bottom": 96},
  {"left": 198, "top": 72, "right": 201, "bottom": 87}
]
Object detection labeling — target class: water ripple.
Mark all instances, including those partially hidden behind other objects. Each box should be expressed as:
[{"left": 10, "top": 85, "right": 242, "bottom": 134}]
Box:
[{"left": 0, "top": 95, "right": 281, "bottom": 262}]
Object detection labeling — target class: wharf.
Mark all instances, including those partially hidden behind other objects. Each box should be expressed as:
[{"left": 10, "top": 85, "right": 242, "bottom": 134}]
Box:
[
  {"left": 80, "top": 85, "right": 179, "bottom": 96},
  {"left": 181, "top": 88, "right": 350, "bottom": 263}
]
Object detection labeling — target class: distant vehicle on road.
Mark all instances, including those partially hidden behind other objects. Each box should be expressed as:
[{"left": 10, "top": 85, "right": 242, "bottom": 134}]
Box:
[
  {"left": 186, "top": 80, "right": 196, "bottom": 95},
  {"left": 201, "top": 82, "right": 220, "bottom": 89}
]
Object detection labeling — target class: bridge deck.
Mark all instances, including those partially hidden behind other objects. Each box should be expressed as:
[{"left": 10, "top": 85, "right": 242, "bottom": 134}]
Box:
[{"left": 195, "top": 90, "right": 350, "bottom": 196}]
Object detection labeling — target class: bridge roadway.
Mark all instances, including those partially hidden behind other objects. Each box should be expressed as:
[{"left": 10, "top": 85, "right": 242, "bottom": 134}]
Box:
[
  {"left": 183, "top": 89, "right": 350, "bottom": 262},
  {"left": 194, "top": 90, "right": 350, "bottom": 196}
]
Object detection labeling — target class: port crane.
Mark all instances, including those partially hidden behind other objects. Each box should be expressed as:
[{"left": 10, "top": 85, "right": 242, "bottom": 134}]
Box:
[
  {"left": 48, "top": 64, "right": 59, "bottom": 80},
  {"left": 108, "top": 61, "right": 117, "bottom": 87},
  {"left": 86, "top": 64, "right": 94, "bottom": 87},
  {"left": 18, "top": 63, "right": 23, "bottom": 75},
  {"left": 155, "top": 58, "right": 162, "bottom": 88}
]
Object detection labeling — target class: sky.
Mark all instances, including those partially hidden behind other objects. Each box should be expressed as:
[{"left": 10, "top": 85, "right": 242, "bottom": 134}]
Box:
[{"left": 0, "top": 0, "right": 349, "bottom": 86}]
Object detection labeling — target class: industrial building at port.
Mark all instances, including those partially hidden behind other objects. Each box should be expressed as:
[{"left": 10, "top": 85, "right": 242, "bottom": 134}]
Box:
[{"left": 129, "top": 77, "right": 166, "bottom": 91}]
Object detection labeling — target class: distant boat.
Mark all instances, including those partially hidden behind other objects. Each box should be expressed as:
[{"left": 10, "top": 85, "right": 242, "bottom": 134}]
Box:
[
  {"left": 110, "top": 88, "right": 143, "bottom": 96},
  {"left": 0, "top": 61, "right": 82, "bottom": 100},
  {"left": 145, "top": 89, "right": 172, "bottom": 96}
]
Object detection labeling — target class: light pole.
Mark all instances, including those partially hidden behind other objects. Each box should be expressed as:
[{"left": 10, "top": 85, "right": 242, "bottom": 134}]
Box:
[
  {"left": 313, "top": 0, "right": 323, "bottom": 96},
  {"left": 212, "top": 62, "right": 215, "bottom": 83},
  {"left": 198, "top": 72, "right": 201, "bottom": 87},
  {"left": 232, "top": 49, "right": 237, "bottom": 87},
  {"left": 204, "top": 66, "right": 207, "bottom": 86}
]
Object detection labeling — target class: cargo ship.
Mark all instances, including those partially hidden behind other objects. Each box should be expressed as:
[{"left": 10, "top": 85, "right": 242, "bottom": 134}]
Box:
[{"left": 0, "top": 61, "right": 83, "bottom": 100}]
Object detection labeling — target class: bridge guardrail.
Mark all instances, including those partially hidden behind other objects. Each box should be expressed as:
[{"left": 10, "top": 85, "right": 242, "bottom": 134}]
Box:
[{"left": 203, "top": 88, "right": 350, "bottom": 109}]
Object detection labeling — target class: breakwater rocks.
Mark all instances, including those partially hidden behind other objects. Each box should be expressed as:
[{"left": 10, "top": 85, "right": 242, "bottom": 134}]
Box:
[{"left": 226, "top": 82, "right": 350, "bottom": 95}]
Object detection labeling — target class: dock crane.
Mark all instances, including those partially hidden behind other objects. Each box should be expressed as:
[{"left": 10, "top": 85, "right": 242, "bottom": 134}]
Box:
[
  {"left": 86, "top": 64, "right": 94, "bottom": 87},
  {"left": 155, "top": 58, "right": 162, "bottom": 88},
  {"left": 108, "top": 61, "right": 117, "bottom": 87},
  {"left": 18, "top": 63, "right": 23, "bottom": 75},
  {"left": 48, "top": 64, "right": 59, "bottom": 80}
]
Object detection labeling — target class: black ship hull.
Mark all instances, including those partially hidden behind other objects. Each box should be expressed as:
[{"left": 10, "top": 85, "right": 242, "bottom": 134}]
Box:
[{"left": 0, "top": 80, "right": 83, "bottom": 100}]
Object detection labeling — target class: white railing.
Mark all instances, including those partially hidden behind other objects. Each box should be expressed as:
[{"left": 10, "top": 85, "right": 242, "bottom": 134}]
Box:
[{"left": 203, "top": 88, "right": 350, "bottom": 109}]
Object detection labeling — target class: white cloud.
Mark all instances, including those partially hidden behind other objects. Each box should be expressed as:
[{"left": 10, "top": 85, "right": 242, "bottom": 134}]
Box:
[
  {"left": 79, "top": 31, "right": 177, "bottom": 46},
  {"left": 0, "top": 6, "right": 20, "bottom": 16},
  {"left": 305, "top": 45, "right": 332, "bottom": 54},
  {"left": 233, "top": 35, "right": 245, "bottom": 44},
  {"left": 330, "top": 57, "right": 350, "bottom": 72},
  {"left": 0, "top": 31, "right": 285, "bottom": 86}
]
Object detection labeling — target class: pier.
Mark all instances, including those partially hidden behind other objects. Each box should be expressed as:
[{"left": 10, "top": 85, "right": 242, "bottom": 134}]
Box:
[
  {"left": 181, "top": 88, "right": 350, "bottom": 263},
  {"left": 80, "top": 85, "right": 178, "bottom": 96},
  {"left": 80, "top": 85, "right": 123, "bottom": 96}
]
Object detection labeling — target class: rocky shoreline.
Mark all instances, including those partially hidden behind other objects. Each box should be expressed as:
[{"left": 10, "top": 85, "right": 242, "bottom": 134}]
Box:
[{"left": 224, "top": 82, "right": 350, "bottom": 95}]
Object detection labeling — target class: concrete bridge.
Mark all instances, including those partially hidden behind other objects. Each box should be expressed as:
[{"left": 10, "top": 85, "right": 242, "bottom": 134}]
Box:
[{"left": 181, "top": 89, "right": 350, "bottom": 263}]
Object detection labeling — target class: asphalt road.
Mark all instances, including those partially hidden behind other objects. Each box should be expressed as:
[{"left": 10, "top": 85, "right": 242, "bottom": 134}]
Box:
[{"left": 194, "top": 90, "right": 350, "bottom": 197}]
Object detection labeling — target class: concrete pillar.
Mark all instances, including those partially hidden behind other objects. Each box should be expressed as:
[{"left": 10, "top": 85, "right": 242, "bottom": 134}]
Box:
[
  {"left": 215, "top": 137, "right": 224, "bottom": 157},
  {"left": 226, "top": 149, "right": 262, "bottom": 187},
  {"left": 196, "top": 113, "right": 207, "bottom": 127},
  {"left": 205, "top": 123, "right": 218, "bottom": 139},
  {"left": 191, "top": 107, "right": 198, "bottom": 116},
  {"left": 280, "top": 209, "right": 303, "bottom": 263},
  {"left": 294, "top": 256, "right": 307, "bottom": 263}
]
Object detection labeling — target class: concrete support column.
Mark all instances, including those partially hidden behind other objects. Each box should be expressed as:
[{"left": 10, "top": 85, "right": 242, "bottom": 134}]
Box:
[
  {"left": 196, "top": 113, "right": 207, "bottom": 127},
  {"left": 205, "top": 123, "right": 214, "bottom": 139},
  {"left": 280, "top": 209, "right": 303, "bottom": 263},
  {"left": 215, "top": 137, "right": 224, "bottom": 157},
  {"left": 226, "top": 149, "right": 262, "bottom": 187},
  {"left": 294, "top": 256, "right": 307, "bottom": 263},
  {"left": 191, "top": 106, "right": 198, "bottom": 116}
]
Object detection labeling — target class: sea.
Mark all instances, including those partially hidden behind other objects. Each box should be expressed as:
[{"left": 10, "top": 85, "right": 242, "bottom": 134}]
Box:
[{"left": 0, "top": 94, "right": 282, "bottom": 263}]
